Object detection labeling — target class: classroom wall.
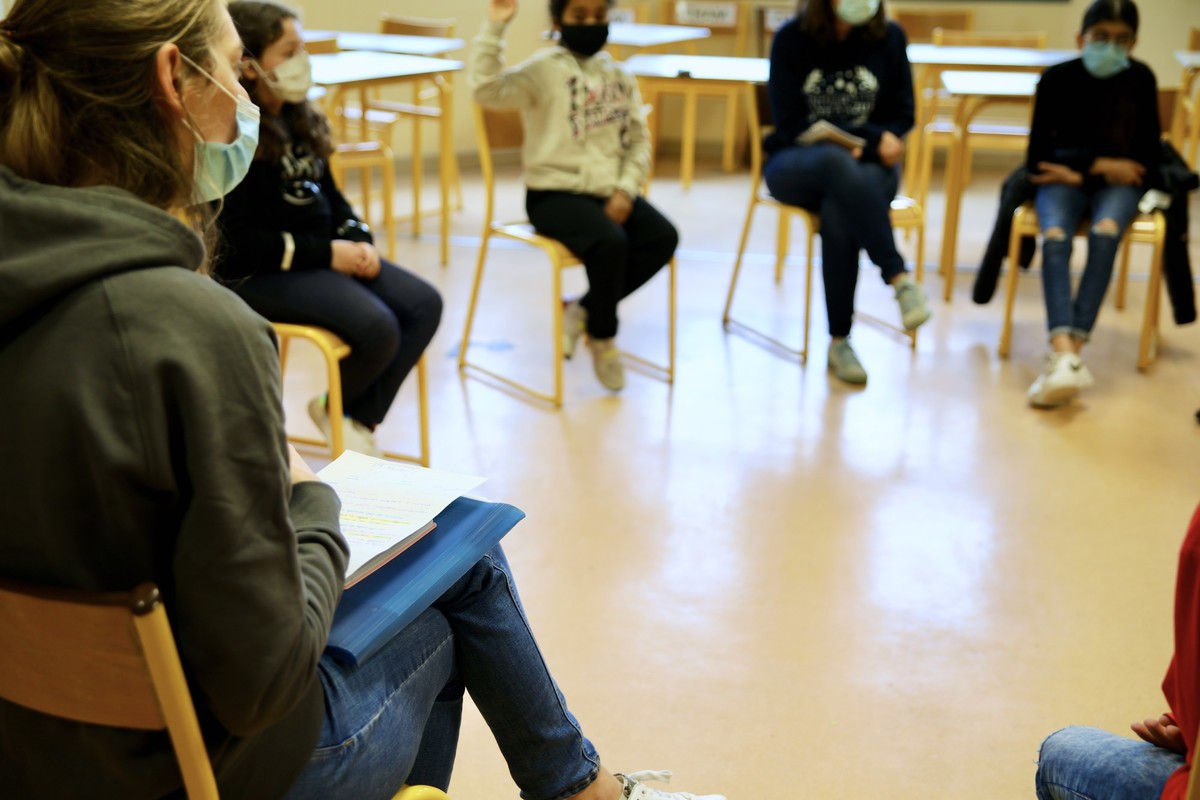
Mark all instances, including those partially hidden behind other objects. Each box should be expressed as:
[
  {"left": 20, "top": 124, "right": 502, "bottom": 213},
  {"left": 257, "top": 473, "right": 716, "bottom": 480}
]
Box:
[{"left": 288, "top": 0, "right": 1200, "bottom": 158}]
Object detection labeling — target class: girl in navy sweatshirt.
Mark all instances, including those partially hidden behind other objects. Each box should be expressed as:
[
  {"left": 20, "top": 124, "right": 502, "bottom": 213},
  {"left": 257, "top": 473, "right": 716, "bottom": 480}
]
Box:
[
  {"left": 218, "top": 1, "right": 443, "bottom": 454},
  {"left": 764, "top": 0, "right": 929, "bottom": 386}
]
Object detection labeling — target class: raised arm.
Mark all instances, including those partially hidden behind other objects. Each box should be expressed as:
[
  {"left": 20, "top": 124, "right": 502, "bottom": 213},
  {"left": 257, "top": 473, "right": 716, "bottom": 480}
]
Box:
[{"left": 470, "top": 0, "right": 540, "bottom": 109}]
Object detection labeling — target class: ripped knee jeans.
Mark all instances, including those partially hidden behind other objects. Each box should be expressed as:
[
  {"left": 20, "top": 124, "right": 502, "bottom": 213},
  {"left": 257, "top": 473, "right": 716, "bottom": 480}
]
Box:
[{"left": 1034, "top": 182, "right": 1143, "bottom": 340}]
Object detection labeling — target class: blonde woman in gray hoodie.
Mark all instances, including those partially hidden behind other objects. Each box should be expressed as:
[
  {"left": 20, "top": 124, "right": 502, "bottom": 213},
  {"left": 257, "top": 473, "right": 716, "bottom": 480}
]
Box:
[{"left": 471, "top": 0, "right": 679, "bottom": 392}]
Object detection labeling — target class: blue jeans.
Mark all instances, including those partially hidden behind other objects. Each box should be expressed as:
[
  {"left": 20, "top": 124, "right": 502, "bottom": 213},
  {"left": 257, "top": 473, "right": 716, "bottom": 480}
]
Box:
[
  {"left": 1035, "top": 726, "right": 1182, "bottom": 800},
  {"left": 1034, "top": 183, "right": 1143, "bottom": 341},
  {"left": 233, "top": 260, "right": 443, "bottom": 428},
  {"left": 762, "top": 144, "right": 907, "bottom": 338},
  {"left": 284, "top": 547, "right": 600, "bottom": 800}
]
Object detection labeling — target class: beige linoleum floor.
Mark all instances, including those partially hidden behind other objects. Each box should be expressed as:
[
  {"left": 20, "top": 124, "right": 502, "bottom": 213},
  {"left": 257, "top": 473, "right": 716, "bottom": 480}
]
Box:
[{"left": 287, "top": 150, "right": 1200, "bottom": 799}]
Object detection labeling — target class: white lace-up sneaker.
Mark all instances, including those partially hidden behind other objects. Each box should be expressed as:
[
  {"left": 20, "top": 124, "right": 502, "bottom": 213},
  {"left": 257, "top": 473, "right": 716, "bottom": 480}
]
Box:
[
  {"left": 1027, "top": 352, "right": 1095, "bottom": 408},
  {"left": 617, "top": 770, "right": 726, "bottom": 800},
  {"left": 308, "top": 394, "right": 383, "bottom": 456}
]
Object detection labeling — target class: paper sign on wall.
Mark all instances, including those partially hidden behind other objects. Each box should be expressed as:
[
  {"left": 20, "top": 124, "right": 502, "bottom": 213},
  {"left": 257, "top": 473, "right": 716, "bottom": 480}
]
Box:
[
  {"left": 675, "top": 1, "right": 738, "bottom": 27},
  {"left": 763, "top": 7, "right": 792, "bottom": 32}
]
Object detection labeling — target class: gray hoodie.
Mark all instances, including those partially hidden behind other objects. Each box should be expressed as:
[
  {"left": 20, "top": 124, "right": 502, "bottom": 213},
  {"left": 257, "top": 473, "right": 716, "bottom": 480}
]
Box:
[
  {"left": 471, "top": 20, "right": 651, "bottom": 199},
  {"left": 0, "top": 165, "right": 348, "bottom": 799}
]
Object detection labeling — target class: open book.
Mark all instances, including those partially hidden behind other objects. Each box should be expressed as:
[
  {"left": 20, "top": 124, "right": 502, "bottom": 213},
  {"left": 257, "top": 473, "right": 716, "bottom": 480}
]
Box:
[
  {"left": 318, "top": 451, "right": 487, "bottom": 587},
  {"left": 796, "top": 120, "right": 866, "bottom": 151},
  {"left": 327, "top": 495, "right": 526, "bottom": 665}
]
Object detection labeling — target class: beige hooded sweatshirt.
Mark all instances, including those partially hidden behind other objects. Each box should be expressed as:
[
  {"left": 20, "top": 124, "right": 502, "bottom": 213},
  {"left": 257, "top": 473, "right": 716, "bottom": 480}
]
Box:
[{"left": 470, "top": 19, "right": 651, "bottom": 199}]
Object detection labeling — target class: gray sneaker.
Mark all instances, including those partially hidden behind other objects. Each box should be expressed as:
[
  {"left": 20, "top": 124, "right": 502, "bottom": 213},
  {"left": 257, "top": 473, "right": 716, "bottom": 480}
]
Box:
[
  {"left": 562, "top": 299, "right": 587, "bottom": 359},
  {"left": 828, "top": 338, "right": 867, "bottom": 385},
  {"left": 588, "top": 337, "right": 625, "bottom": 391},
  {"left": 894, "top": 277, "right": 931, "bottom": 331}
]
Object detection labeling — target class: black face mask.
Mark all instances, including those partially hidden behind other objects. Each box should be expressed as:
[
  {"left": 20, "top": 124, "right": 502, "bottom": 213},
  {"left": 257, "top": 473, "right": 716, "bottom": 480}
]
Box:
[{"left": 559, "top": 23, "right": 609, "bottom": 57}]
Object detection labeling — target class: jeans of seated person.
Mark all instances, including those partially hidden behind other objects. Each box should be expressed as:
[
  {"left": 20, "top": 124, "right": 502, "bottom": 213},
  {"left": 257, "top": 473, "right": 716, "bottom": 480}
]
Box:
[
  {"left": 284, "top": 546, "right": 601, "bottom": 800},
  {"left": 234, "top": 260, "right": 443, "bottom": 428},
  {"left": 525, "top": 191, "right": 679, "bottom": 341},
  {"left": 1034, "top": 182, "right": 1143, "bottom": 342},
  {"left": 763, "top": 143, "right": 907, "bottom": 338},
  {"left": 1035, "top": 726, "right": 1181, "bottom": 800}
]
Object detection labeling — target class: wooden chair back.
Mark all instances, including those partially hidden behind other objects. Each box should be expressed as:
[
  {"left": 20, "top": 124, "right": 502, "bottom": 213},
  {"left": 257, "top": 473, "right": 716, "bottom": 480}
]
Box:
[
  {"left": 305, "top": 35, "right": 339, "bottom": 54},
  {"left": 891, "top": 8, "right": 974, "bottom": 43},
  {"left": 380, "top": 14, "right": 456, "bottom": 38},
  {"left": 931, "top": 28, "right": 1047, "bottom": 48},
  {"left": 473, "top": 105, "right": 524, "bottom": 222},
  {"left": 1189, "top": 26, "right": 1200, "bottom": 51},
  {"left": 0, "top": 579, "right": 219, "bottom": 799}
]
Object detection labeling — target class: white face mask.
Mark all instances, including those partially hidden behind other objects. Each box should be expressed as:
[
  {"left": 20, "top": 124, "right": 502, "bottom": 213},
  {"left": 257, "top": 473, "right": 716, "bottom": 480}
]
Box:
[
  {"left": 252, "top": 50, "right": 313, "bottom": 105},
  {"left": 836, "top": 0, "right": 880, "bottom": 26}
]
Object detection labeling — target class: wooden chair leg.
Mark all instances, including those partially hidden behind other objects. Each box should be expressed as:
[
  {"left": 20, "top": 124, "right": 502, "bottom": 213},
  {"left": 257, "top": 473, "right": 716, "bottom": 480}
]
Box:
[
  {"left": 1114, "top": 233, "right": 1132, "bottom": 311},
  {"left": 998, "top": 210, "right": 1027, "bottom": 358}
]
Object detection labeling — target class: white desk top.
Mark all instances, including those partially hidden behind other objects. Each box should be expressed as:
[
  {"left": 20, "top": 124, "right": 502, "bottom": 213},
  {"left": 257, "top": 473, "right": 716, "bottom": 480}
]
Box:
[
  {"left": 311, "top": 51, "right": 463, "bottom": 87},
  {"left": 1176, "top": 50, "right": 1200, "bottom": 69},
  {"left": 623, "top": 53, "right": 769, "bottom": 83},
  {"left": 305, "top": 30, "right": 463, "bottom": 57},
  {"left": 908, "top": 44, "right": 1075, "bottom": 70},
  {"left": 608, "top": 22, "right": 711, "bottom": 48},
  {"left": 941, "top": 70, "right": 1040, "bottom": 98}
]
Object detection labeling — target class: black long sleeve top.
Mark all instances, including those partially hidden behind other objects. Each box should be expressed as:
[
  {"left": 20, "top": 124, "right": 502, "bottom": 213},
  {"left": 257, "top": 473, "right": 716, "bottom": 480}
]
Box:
[
  {"left": 1026, "top": 57, "right": 1162, "bottom": 192},
  {"left": 216, "top": 136, "right": 373, "bottom": 281}
]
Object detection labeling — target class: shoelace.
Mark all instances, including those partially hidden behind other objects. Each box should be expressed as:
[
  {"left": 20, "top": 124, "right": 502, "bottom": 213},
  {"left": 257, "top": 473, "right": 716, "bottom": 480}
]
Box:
[{"left": 621, "top": 770, "right": 698, "bottom": 799}]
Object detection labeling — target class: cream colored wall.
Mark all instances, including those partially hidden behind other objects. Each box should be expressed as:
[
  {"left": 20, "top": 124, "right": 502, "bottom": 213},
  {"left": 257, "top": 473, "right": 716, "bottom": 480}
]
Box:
[
  {"left": 890, "top": 0, "right": 1200, "bottom": 84},
  {"left": 294, "top": 0, "right": 559, "bottom": 157},
  {"left": 296, "top": 0, "right": 1200, "bottom": 158}
]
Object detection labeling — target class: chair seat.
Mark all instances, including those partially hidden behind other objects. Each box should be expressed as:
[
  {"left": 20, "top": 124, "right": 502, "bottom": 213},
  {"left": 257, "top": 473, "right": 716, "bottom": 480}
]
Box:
[
  {"left": 272, "top": 323, "right": 352, "bottom": 359},
  {"left": 999, "top": 203, "right": 1166, "bottom": 370},
  {"left": 493, "top": 222, "right": 581, "bottom": 262}
]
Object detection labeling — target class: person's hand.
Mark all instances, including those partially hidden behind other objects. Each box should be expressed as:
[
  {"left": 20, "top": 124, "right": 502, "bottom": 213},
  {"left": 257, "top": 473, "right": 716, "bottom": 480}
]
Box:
[
  {"left": 288, "top": 444, "right": 322, "bottom": 485},
  {"left": 849, "top": 146, "right": 863, "bottom": 161},
  {"left": 356, "top": 242, "right": 382, "bottom": 280},
  {"left": 605, "top": 190, "right": 633, "bottom": 224},
  {"left": 487, "top": 0, "right": 518, "bottom": 25},
  {"left": 1132, "top": 714, "right": 1187, "bottom": 755},
  {"left": 1091, "top": 157, "right": 1146, "bottom": 187},
  {"left": 877, "top": 131, "right": 904, "bottom": 168},
  {"left": 1029, "top": 162, "right": 1084, "bottom": 187},
  {"left": 330, "top": 240, "right": 379, "bottom": 278}
]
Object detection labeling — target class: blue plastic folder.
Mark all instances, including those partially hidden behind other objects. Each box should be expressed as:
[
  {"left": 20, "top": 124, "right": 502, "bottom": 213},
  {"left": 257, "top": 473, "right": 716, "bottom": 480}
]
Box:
[{"left": 326, "top": 496, "right": 526, "bottom": 666}]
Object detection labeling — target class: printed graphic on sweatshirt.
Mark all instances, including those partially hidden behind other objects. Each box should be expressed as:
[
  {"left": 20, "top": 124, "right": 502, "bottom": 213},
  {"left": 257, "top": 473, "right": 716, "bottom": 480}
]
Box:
[
  {"left": 280, "top": 142, "right": 323, "bottom": 206},
  {"left": 565, "top": 73, "right": 634, "bottom": 147},
  {"left": 802, "top": 66, "right": 878, "bottom": 128}
]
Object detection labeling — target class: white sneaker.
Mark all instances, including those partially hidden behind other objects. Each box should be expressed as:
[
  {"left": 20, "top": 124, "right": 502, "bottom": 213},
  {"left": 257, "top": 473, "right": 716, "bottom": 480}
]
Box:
[
  {"left": 307, "top": 394, "right": 332, "bottom": 439},
  {"left": 617, "top": 770, "right": 726, "bottom": 800},
  {"left": 342, "top": 417, "right": 383, "bottom": 457},
  {"left": 562, "top": 299, "right": 588, "bottom": 359},
  {"left": 308, "top": 394, "right": 383, "bottom": 456},
  {"left": 1027, "top": 352, "right": 1094, "bottom": 408}
]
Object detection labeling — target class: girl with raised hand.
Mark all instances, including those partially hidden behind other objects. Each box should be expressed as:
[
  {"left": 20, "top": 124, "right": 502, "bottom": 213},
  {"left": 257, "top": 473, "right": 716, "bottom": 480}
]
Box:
[{"left": 470, "top": 0, "right": 679, "bottom": 392}]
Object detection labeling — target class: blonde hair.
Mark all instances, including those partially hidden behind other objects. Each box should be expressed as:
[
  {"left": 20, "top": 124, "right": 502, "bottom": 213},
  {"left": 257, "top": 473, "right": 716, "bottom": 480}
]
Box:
[{"left": 0, "top": 0, "right": 226, "bottom": 210}]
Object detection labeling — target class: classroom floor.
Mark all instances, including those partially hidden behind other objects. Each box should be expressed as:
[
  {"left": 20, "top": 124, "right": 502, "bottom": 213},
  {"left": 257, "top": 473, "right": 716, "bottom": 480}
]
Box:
[{"left": 286, "top": 149, "right": 1200, "bottom": 799}]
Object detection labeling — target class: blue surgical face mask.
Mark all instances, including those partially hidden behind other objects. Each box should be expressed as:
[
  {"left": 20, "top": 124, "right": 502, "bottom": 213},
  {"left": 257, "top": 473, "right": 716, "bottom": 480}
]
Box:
[
  {"left": 1081, "top": 40, "right": 1131, "bottom": 79},
  {"left": 181, "top": 55, "right": 261, "bottom": 203},
  {"left": 836, "top": 0, "right": 880, "bottom": 27}
]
